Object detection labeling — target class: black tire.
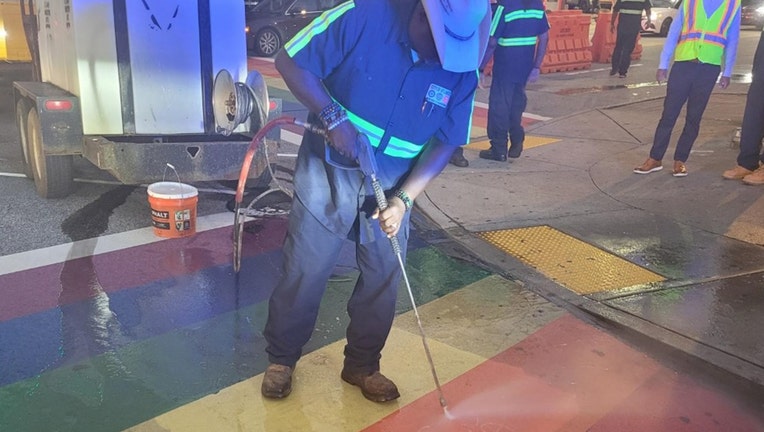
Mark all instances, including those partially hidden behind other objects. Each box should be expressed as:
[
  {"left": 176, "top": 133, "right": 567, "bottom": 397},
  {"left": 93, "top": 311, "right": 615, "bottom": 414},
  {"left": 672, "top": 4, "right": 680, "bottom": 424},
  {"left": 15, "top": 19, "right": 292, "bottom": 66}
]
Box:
[
  {"left": 26, "top": 107, "right": 74, "bottom": 198},
  {"left": 659, "top": 18, "right": 672, "bottom": 37},
  {"left": 255, "top": 28, "right": 281, "bottom": 57},
  {"left": 15, "top": 99, "right": 34, "bottom": 178}
]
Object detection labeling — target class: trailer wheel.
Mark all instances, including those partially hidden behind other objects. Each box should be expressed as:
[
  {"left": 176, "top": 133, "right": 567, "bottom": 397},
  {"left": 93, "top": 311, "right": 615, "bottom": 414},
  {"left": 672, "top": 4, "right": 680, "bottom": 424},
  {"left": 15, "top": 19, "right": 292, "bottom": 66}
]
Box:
[
  {"left": 15, "top": 99, "right": 34, "bottom": 179},
  {"left": 26, "top": 107, "right": 74, "bottom": 198}
]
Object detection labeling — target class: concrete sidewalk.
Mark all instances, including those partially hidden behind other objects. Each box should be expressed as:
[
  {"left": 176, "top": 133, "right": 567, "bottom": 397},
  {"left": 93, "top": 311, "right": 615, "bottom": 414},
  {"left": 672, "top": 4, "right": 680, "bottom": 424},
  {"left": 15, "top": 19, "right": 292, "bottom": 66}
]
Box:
[{"left": 417, "top": 92, "right": 764, "bottom": 387}]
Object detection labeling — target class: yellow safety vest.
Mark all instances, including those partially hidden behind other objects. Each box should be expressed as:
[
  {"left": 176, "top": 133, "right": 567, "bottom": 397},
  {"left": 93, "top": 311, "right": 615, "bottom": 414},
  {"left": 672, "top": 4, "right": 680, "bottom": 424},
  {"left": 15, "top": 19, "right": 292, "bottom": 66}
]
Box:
[{"left": 675, "top": 0, "right": 740, "bottom": 65}]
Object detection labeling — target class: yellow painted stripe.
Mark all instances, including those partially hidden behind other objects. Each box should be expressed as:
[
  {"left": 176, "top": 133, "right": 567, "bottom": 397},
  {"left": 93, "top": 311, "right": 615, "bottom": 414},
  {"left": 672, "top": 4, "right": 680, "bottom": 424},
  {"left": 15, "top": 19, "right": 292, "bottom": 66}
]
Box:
[
  {"left": 478, "top": 226, "right": 665, "bottom": 295},
  {"left": 125, "top": 276, "right": 564, "bottom": 431}
]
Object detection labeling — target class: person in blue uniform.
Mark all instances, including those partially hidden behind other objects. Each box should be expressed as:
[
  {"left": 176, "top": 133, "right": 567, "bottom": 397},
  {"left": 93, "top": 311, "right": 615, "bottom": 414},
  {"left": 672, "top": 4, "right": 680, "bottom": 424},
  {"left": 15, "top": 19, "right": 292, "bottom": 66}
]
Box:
[
  {"left": 260, "top": 0, "right": 490, "bottom": 403},
  {"left": 610, "top": 0, "right": 651, "bottom": 78},
  {"left": 722, "top": 30, "right": 764, "bottom": 185},
  {"left": 479, "top": 0, "right": 549, "bottom": 162}
]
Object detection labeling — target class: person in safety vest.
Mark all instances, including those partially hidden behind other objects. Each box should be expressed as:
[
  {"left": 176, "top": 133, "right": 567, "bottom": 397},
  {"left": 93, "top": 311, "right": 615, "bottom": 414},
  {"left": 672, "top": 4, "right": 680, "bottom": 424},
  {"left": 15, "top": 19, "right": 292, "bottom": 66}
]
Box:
[
  {"left": 610, "top": 0, "right": 652, "bottom": 78},
  {"left": 722, "top": 30, "right": 764, "bottom": 185},
  {"left": 478, "top": 0, "right": 550, "bottom": 162},
  {"left": 634, "top": 0, "right": 740, "bottom": 177},
  {"left": 260, "top": 0, "right": 490, "bottom": 403}
]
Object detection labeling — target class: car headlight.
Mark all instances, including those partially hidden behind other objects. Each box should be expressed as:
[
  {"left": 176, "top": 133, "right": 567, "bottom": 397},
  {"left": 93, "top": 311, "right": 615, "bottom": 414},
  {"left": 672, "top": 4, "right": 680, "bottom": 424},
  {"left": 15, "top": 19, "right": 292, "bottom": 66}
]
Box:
[
  {"left": 756, "top": 5, "right": 764, "bottom": 14},
  {"left": 650, "top": 12, "right": 657, "bottom": 20}
]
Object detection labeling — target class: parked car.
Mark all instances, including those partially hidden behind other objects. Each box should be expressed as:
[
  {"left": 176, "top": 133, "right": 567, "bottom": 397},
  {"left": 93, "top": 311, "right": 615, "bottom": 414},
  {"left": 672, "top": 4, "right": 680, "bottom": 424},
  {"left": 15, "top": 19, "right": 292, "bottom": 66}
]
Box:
[
  {"left": 246, "top": 0, "right": 342, "bottom": 57},
  {"left": 641, "top": 0, "right": 681, "bottom": 37},
  {"left": 742, "top": 0, "right": 764, "bottom": 30}
]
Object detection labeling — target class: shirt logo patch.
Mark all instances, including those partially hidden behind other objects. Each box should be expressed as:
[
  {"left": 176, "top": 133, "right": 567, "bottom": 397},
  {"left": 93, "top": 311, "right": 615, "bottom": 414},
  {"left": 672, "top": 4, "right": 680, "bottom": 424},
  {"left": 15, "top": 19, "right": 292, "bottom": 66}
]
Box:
[{"left": 426, "top": 84, "right": 451, "bottom": 108}]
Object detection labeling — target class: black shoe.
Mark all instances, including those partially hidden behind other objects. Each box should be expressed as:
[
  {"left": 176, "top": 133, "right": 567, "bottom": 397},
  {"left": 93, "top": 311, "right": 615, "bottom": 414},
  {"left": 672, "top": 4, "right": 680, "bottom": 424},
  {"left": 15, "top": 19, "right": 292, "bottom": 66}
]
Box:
[
  {"left": 449, "top": 152, "right": 469, "bottom": 167},
  {"left": 609, "top": 69, "right": 617, "bottom": 76},
  {"left": 479, "top": 149, "right": 507, "bottom": 162},
  {"left": 508, "top": 143, "right": 523, "bottom": 159},
  {"left": 619, "top": 73, "right": 627, "bottom": 78}
]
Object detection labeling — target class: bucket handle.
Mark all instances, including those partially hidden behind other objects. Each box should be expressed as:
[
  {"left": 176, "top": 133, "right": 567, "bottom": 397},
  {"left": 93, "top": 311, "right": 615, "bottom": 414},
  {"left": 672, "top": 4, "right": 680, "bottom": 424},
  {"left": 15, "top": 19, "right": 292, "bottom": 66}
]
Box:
[{"left": 162, "top": 163, "right": 187, "bottom": 199}]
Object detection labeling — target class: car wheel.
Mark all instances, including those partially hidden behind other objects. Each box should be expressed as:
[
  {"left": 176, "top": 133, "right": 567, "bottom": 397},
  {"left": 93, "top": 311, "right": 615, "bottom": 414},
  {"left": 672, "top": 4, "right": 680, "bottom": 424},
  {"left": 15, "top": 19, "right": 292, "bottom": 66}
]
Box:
[
  {"left": 659, "top": 18, "right": 672, "bottom": 37},
  {"left": 255, "top": 28, "right": 281, "bottom": 57}
]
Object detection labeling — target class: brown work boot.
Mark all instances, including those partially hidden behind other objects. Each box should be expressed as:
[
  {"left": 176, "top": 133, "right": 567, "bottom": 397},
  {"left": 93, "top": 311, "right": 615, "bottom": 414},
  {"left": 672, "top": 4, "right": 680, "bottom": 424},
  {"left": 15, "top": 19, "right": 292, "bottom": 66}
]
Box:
[
  {"left": 261, "top": 364, "right": 293, "bottom": 399},
  {"left": 633, "top": 157, "right": 663, "bottom": 174},
  {"left": 341, "top": 369, "right": 400, "bottom": 402},
  {"left": 722, "top": 165, "right": 754, "bottom": 180},
  {"left": 742, "top": 166, "right": 764, "bottom": 185}
]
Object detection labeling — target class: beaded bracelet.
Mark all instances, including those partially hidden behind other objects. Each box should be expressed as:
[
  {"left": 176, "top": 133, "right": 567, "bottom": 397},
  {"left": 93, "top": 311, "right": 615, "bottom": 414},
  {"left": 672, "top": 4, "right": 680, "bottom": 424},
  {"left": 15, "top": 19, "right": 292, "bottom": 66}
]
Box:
[
  {"left": 394, "top": 189, "right": 413, "bottom": 211},
  {"left": 318, "top": 101, "right": 348, "bottom": 131}
]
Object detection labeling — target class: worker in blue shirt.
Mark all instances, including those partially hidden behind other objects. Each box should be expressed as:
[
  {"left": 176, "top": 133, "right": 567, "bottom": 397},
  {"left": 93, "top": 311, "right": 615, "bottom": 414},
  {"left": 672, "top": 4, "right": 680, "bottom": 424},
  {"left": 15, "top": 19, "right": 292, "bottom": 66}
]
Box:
[
  {"left": 635, "top": 0, "right": 740, "bottom": 177},
  {"left": 260, "top": 0, "right": 490, "bottom": 403},
  {"left": 479, "top": 0, "right": 550, "bottom": 162},
  {"left": 610, "top": 0, "right": 652, "bottom": 78}
]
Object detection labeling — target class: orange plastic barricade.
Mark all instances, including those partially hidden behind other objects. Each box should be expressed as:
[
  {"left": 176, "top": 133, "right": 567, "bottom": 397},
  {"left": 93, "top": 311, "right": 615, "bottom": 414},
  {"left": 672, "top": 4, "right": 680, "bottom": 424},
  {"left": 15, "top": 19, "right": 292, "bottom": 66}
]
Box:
[
  {"left": 540, "top": 10, "right": 592, "bottom": 74},
  {"left": 591, "top": 11, "right": 643, "bottom": 64}
]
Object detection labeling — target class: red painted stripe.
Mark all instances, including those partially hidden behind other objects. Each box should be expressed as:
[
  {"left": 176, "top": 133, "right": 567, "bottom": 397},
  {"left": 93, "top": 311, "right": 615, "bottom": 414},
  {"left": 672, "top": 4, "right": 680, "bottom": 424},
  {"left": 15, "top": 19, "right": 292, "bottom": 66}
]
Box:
[
  {"left": 0, "top": 218, "right": 287, "bottom": 322},
  {"left": 363, "top": 315, "right": 762, "bottom": 431}
]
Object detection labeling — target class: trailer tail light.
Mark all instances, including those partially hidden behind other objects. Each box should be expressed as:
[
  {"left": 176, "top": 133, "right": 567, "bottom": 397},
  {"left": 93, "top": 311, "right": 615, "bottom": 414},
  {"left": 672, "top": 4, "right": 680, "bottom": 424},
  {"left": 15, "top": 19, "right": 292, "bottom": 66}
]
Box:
[
  {"left": 44, "top": 100, "right": 73, "bottom": 111},
  {"left": 269, "top": 100, "right": 277, "bottom": 111}
]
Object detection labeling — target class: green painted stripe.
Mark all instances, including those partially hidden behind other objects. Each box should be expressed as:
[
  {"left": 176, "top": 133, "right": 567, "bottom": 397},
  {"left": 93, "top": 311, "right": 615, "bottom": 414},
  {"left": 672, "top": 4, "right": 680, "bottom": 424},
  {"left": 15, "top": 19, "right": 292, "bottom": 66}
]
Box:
[
  {"left": 285, "top": 1, "right": 355, "bottom": 57},
  {"left": 0, "top": 246, "right": 490, "bottom": 432}
]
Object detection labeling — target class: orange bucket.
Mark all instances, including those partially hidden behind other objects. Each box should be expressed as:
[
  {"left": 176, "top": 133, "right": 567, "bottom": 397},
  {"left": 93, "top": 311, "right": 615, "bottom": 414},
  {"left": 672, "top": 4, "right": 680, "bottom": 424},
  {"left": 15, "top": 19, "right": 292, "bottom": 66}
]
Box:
[{"left": 147, "top": 182, "right": 199, "bottom": 238}]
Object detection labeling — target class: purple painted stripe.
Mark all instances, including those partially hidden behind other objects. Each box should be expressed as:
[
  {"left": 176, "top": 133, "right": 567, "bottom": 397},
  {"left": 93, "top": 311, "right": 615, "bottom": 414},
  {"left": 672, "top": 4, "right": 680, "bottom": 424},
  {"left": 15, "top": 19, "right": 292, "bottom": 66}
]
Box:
[{"left": 0, "top": 219, "right": 287, "bottom": 323}]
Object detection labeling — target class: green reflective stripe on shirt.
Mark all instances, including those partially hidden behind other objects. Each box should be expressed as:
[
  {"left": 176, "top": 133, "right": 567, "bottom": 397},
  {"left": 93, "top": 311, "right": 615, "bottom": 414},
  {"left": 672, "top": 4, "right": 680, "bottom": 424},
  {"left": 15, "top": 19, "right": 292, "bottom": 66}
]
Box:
[
  {"left": 285, "top": 1, "right": 355, "bottom": 56},
  {"left": 344, "top": 109, "right": 383, "bottom": 148},
  {"left": 490, "top": 5, "right": 504, "bottom": 36},
  {"left": 387, "top": 137, "right": 422, "bottom": 158},
  {"left": 619, "top": 9, "right": 644, "bottom": 14},
  {"left": 344, "top": 108, "right": 424, "bottom": 158},
  {"left": 504, "top": 9, "right": 545, "bottom": 23},
  {"left": 498, "top": 36, "right": 538, "bottom": 47}
]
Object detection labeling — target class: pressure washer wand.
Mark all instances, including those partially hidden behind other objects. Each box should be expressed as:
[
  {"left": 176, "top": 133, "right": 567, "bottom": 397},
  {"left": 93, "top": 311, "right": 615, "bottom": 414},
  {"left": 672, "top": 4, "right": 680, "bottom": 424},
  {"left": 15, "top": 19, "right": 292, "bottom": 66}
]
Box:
[{"left": 356, "top": 135, "right": 449, "bottom": 410}]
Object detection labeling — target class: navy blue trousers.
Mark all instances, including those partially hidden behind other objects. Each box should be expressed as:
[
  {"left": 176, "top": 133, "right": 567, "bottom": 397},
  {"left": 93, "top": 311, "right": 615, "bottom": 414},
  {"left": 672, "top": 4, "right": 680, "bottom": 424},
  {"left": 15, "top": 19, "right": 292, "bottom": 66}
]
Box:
[
  {"left": 487, "top": 79, "right": 528, "bottom": 156},
  {"left": 649, "top": 61, "right": 721, "bottom": 163},
  {"left": 611, "top": 16, "right": 641, "bottom": 75},
  {"left": 263, "top": 196, "right": 408, "bottom": 374},
  {"left": 737, "top": 78, "right": 764, "bottom": 170}
]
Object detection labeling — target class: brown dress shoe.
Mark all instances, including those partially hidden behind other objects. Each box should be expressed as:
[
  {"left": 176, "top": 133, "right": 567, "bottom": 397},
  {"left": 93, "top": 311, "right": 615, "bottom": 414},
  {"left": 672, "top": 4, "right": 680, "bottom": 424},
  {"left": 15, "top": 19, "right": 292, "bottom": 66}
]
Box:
[
  {"left": 672, "top": 161, "right": 688, "bottom": 177},
  {"left": 633, "top": 157, "right": 663, "bottom": 174},
  {"left": 722, "top": 165, "right": 754, "bottom": 180},
  {"left": 341, "top": 369, "right": 400, "bottom": 402},
  {"left": 742, "top": 166, "right": 764, "bottom": 185},
  {"left": 261, "top": 364, "right": 293, "bottom": 399}
]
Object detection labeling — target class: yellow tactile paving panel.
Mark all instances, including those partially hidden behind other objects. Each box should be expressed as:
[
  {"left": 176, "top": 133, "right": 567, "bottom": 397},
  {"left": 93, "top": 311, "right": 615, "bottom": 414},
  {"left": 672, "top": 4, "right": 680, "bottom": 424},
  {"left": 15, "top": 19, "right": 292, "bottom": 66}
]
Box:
[
  {"left": 478, "top": 226, "right": 666, "bottom": 295},
  {"left": 466, "top": 136, "right": 560, "bottom": 151}
]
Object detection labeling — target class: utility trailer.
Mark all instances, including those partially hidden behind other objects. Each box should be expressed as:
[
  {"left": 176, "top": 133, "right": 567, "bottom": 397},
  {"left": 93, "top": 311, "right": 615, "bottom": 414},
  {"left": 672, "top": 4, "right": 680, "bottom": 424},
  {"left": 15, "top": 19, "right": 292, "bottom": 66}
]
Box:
[{"left": 13, "top": 0, "right": 275, "bottom": 198}]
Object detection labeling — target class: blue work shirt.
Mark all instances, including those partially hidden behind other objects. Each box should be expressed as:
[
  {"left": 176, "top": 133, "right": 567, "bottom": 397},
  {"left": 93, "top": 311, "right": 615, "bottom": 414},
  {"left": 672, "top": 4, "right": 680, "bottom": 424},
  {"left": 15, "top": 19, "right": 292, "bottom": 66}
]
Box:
[
  {"left": 659, "top": 0, "right": 741, "bottom": 76},
  {"left": 284, "top": 0, "right": 479, "bottom": 243},
  {"left": 490, "top": 0, "right": 550, "bottom": 83}
]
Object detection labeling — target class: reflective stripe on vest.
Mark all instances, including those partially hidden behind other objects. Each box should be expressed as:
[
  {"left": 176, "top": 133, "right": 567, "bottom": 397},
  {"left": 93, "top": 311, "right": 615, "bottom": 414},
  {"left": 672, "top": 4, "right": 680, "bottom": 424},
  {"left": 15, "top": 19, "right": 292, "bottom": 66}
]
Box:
[
  {"left": 676, "top": 0, "right": 740, "bottom": 65},
  {"left": 498, "top": 36, "right": 539, "bottom": 47},
  {"left": 617, "top": 0, "right": 646, "bottom": 14}
]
